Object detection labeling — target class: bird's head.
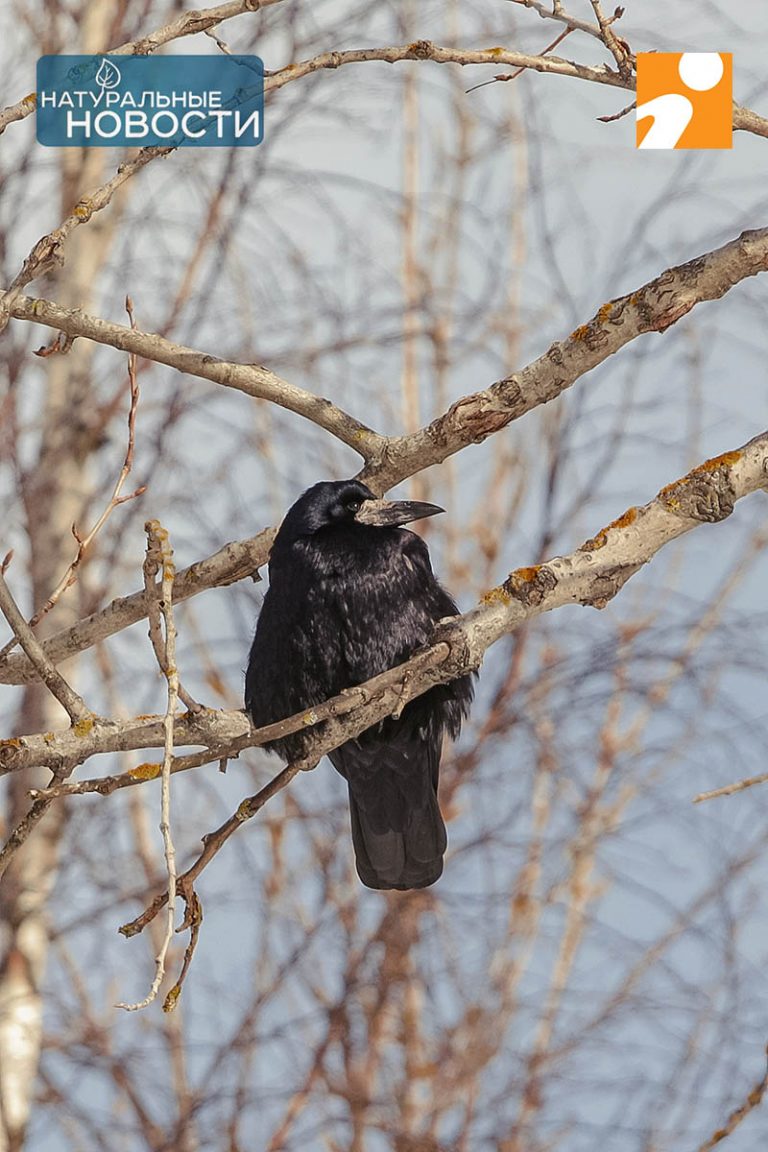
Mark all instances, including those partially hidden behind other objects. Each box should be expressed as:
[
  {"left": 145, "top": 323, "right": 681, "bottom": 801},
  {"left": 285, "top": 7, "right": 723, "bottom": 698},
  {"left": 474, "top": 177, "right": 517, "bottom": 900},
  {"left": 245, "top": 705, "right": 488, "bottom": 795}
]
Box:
[{"left": 274, "top": 479, "right": 444, "bottom": 545}]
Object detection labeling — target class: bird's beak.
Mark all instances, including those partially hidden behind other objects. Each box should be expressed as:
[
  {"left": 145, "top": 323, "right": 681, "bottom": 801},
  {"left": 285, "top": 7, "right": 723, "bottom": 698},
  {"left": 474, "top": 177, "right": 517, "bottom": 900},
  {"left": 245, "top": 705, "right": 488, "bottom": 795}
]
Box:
[{"left": 355, "top": 498, "right": 445, "bottom": 528}]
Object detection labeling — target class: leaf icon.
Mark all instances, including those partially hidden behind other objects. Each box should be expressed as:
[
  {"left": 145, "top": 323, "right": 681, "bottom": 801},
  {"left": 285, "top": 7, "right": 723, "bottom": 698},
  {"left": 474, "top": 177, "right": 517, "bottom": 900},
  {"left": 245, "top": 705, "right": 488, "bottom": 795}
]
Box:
[{"left": 95, "top": 58, "right": 121, "bottom": 89}]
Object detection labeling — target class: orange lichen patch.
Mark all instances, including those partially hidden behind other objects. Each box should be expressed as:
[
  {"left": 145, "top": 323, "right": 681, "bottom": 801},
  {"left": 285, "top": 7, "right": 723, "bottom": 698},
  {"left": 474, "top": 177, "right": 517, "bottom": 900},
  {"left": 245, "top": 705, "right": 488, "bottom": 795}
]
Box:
[
  {"left": 657, "top": 479, "right": 680, "bottom": 501},
  {"left": 0, "top": 737, "right": 23, "bottom": 751},
  {"left": 482, "top": 46, "right": 508, "bottom": 55},
  {"left": 129, "top": 762, "right": 161, "bottom": 781},
  {"left": 481, "top": 585, "right": 512, "bottom": 606},
  {"left": 597, "top": 302, "right": 614, "bottom": 322},
  {"left": 697, "top": 450, "right": 742, "bottom": 472},
  {"left": 571, "top": 324, "right": 591, "bottom": 343},
  {"left": 505, "top": 564, "right": 557, "bottom": 605},
  {"left": 580, "top": 532, "right": 607, "bottom": 552},
  {"left": 582, "top": 506, "right": 639, "bottom": 551},
  {"left": 609, "top": 506, "right": 638, "bottom": 532},
  {"left": 302, "top": 709, "right": 320, "bottom": 726},
  {"left": 72, "top": 715, "right": 95, "bottom": 737},
  {"left": 512, "top": 566, "right": 541, "bottom": 582},
  {"left": 660, "top": 451, "right": 741, "bottom": 500}
]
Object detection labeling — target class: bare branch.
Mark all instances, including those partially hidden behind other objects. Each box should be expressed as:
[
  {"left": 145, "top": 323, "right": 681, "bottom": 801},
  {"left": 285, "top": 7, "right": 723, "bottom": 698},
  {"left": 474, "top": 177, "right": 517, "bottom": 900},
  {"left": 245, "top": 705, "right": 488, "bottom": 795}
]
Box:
[
  {"left": 696, "top": 1046, "right": 768, "bottom": 1151},
  {"left": 508, "top": 0, "right": 608, "bottom": 42},
  {"left": 0, "top": 297, "right": 145, "bottom": 661},
  {"left": 3, "top": 430, "right": 766, "bottom": 784},
  {"left": 3, "top": 19, "right": 766, "bottom": 142},
  {"left": 264, "top": 41, "right": 767, "bottom": 139},
  {"left": 117, "top": 522, "right": 180, "bottom": 1012},
  {"left": 1, "top": 24, "right": 764, "bottom": 351},
  {"left": 0, "top": 529, "right": 275, "bottom": 687},
  {"left": 466, "top": 27, "right": 574, "bottom": 95},
  {"left": 139, "top": 478, "right": 199, "bottom": 714},
  {"left": 0, "top": 292, "right": 382, "bottom": 457},
  {"left": 31, "top": 744, "right": 238, "bottom": 800},
  {"left": 111, "top": 428, "right": 768, "bottom": 953},
  {"left": 362, "top": 227, "right": 768, "bottom": 489},
  {"left": 694, "top": 772, "right": 768, "bottom": 804},
  {"left": 2, "top": 227, "right": 767, "bottom": 695},
  {"left": 1, "top": 32, "right": 765, "bottom": 342},
  {"left": 0, "top": 91, "right": 36, "bottom": 137},
  {"left": 0, "top": 0, "right": 288, "bottom": 136},
  {"left": 0, "top": 147, "right": 174, "bottom": 334},
  {"left": 0, "top": 572, "right": 91, "bottom": 725},
  {"left": 588, "top": 0, "right": 632, "bottom": 77},
  {"left": 597, "top": 99, "right": 635, "bottom": 123}
]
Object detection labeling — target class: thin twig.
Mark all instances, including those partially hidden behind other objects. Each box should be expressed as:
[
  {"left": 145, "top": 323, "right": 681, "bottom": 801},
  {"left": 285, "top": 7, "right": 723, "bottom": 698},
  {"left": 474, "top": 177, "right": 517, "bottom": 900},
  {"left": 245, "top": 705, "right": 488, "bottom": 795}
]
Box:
[
  {"left": 0, "top": 291, "right": 383, "bottom": 460},
  {"left": 0, "top": 571, "right": 91, "bottom": 724},
  {"left": 117, "top": 522, "right": 180, "bottom": 1012},
  {"left": 30, "top": 735, "right": 258, "bottom": 800},
  {"left": 120, "top": 759, "right": 309, "bottom": 940},
  {"left": 597, "top": 99, "right": 635, "bottom": 123},
  {"left": 2, "top": 225, "right": 767, "bottom": 560},
  {"left": 0, "top": 297, "right": 145, "bottom": 662},
  {"left": 696, "top": 1045, "right": 768, "bottom": 1151},
  {"left": 467, "top": 28, "right": 573, "bottom": 94},
  {"left": 139, "top": 467, "right": 199, "bottom": 712},
  {"left": 507, "top": 0, "right": 609, "bottom": 42},
  {"left": 694, "top": 772, "right": 768, "bottom": 804},
  {"left": 204, "top": 26, "right": 232, "bottom": 54},
  {"left": 589, "top": 0, "right": 631, "bottom": 77},
  {"left": 4, "top": 430, "right": 768, "bottom": 789},
  {"left": 110, "top": 429, "right": 768, "bottom": 959}
]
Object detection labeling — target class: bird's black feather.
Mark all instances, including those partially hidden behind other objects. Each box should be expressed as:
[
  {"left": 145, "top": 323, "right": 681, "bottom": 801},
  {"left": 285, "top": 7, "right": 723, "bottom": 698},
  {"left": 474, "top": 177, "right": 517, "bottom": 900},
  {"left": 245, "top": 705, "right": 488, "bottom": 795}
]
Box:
[{"left": 245, "top": 479, "right": 474, "bottom": 890}]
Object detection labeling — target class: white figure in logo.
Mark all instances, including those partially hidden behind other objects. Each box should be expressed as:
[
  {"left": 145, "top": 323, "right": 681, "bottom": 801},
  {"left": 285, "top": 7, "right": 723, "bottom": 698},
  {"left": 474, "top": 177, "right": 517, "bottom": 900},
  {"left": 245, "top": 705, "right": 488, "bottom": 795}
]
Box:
[{"left": 637, "top": 53, "right": 724, "bottom": 149}]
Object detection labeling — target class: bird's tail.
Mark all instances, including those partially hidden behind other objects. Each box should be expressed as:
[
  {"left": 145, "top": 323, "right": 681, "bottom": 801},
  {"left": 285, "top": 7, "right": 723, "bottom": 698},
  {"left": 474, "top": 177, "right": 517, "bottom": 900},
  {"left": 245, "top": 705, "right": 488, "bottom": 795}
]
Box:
[{"left": 346, "top": 784, "right": 447, "bottom": 891}]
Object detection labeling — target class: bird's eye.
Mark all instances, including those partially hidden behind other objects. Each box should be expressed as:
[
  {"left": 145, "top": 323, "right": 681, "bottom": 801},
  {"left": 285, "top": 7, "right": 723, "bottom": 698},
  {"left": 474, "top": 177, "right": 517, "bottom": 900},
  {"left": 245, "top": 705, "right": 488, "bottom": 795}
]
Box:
[{"left": 347, "top": 500, "right": 361, "bottom": 514}]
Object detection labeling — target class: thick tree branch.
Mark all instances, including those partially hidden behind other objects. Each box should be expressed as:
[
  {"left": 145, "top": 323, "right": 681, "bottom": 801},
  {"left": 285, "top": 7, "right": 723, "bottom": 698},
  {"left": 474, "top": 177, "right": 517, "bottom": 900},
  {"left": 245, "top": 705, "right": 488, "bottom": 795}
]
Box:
[
  {"left": 114, "top": 430, "right": 768, "bottom": 942},
  {"left": 3, "top": 429, "right": 766, "bottom": 785},
  {"left": 0, "top": 530, "right": 274, "bottom": 687},
  {"left": 2, "top": 226, "right": 767, "bottom": 687},
  {"left": 362, "top": 227, "right": 768, "bottom": 489},
  {"left": 3, "top": 22, "right": 767, "bottom": 139},
  {"left": 1, "top": 32, "right": 764, "bottom": 338},
  {"left": 266, "top": 42, "right": 768, "bottom": 139},
  {"left": 0, "top": 296, "right": 380, "bottom": 457}
]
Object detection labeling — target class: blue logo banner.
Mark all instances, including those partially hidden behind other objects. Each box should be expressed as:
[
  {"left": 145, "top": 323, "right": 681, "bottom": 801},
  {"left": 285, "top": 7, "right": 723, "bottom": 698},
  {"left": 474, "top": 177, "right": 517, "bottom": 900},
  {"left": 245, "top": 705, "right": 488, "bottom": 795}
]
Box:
[{"left": 36, "top": 55, "right": 264, "bottom": 147}]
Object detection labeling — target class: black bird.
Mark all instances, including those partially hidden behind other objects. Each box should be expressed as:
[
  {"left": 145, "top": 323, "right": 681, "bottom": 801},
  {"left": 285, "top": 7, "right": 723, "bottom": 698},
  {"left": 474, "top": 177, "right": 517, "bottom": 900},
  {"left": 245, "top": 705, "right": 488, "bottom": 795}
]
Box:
[{"left": 245, "top": 479, "right": 474, "bottom": 890}]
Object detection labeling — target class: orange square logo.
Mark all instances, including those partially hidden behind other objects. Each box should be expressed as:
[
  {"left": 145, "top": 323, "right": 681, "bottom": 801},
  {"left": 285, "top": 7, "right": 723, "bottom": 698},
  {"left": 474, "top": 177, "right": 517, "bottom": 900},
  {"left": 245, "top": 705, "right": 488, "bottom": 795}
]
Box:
[{"left": 636, "top": 53, "right": 732, "bottom": 149}]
